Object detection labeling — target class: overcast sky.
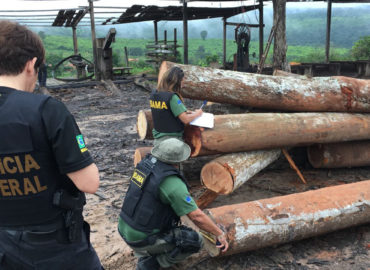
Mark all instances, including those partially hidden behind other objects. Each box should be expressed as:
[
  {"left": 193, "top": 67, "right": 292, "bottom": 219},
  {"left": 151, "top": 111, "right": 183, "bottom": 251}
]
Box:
[
  {"left": 0, "top": 0, "right": 368, "bottom": 25},
  {"left": 1, "top": 0, "right": 367, "bottom": 13}
]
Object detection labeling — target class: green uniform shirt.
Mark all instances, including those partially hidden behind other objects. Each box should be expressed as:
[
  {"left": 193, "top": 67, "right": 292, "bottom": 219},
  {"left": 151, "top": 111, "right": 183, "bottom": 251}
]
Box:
[
  {"left": 118, "top": 175, "right": 198, "bottom": 242},
  {"left": 152, "top": 95, "right": 187, "bottom": 139}
]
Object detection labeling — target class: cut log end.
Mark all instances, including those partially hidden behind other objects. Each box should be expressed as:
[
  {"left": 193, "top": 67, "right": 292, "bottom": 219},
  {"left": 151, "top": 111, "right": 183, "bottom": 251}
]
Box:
[
  {"left": 134, "top": 147, "right": 153, "bottom": 166},
  {"left": 137, "top": 110, "right": 149, "bottom": 140},
  {"left": 307, "top": 144, "right": 326, "bottom": 168},
  {"left": 184, "top": 125, "right": 203, "bottom": 157},
  {"left": 201, "top": 161, "right": 234, "bottom": 194}
]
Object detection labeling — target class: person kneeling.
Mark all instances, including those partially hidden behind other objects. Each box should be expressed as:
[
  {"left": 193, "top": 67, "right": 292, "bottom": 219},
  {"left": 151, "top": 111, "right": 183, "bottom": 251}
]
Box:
[{"left": 118, "top": 138, "right": 228, "bottom": 269}]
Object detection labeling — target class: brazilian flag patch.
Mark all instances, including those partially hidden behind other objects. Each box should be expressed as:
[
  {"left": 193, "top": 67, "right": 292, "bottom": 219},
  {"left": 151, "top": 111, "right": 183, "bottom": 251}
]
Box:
[{"left": 76, "top": 135, "right": 88, "bottom": 153}]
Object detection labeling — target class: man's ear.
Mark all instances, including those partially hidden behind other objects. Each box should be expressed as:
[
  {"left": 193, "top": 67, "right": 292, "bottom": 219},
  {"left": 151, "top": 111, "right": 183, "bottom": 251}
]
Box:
[{"left": 25, "top": 57, "right": 38, "bottom": 75}]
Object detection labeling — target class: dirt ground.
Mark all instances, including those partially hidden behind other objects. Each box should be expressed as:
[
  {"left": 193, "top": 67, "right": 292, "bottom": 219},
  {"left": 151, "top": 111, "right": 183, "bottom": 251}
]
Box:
[{"left": 48, "top": 79, "right": 370, "bottom": 270}]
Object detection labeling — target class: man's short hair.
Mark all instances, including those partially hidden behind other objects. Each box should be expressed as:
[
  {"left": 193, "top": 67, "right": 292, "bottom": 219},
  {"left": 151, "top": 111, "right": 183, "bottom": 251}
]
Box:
[{"left": 0, "top": 20, "right": 45, "bottom": 76}]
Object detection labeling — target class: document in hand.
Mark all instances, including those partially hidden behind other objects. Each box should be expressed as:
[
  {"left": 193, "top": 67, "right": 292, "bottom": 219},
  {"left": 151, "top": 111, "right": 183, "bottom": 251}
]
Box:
[{"left": 190, "top": 112, "right": 214, "bottom": 128}]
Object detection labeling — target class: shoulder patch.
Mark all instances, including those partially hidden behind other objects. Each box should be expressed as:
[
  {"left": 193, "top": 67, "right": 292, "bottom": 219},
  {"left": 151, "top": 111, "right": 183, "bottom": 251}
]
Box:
[
  {"left": 185, "top": 195, "right": 192, "bottom": 203},
  {"left": 177, "top": 99, "right": 182, "bottom": 105},
  {"left": 76, "top": 135, "right": 88, "bottom": 153}
]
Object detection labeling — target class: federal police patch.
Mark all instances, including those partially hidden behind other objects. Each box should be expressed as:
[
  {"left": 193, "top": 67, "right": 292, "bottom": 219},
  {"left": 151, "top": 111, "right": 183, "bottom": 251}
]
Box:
[
  {"left": 177, "top": 99, "right": 182, "bottom": 105},
  {"left": 185, "top": 195, "right": 192, "bottom": 203}
]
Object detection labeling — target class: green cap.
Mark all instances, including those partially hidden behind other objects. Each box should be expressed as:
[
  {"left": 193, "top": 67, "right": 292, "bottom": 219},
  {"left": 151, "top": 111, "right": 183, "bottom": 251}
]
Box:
[{"left": 151, "top": 138, "right": 191, "bottom": 164}]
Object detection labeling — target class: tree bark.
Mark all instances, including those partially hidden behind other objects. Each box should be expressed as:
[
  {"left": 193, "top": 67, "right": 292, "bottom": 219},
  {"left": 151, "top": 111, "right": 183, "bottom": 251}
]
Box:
[
  {"left": 307, "top": 141, "right": 370, "bottom": 168},
  {"left": 183, "top": 113, "right": 370, "bottom": 157},
  {"left": 201, "top": 150, "right": 281, "bottom": 194},
  {"left": 159, "top": 61, "right": 370, "bottom": 112},
  {"left": 179, "top": 180, "right": 370, "bottom": 267},
  {"left": 137, "top": 103, "right": 249, "bottom": 141}
]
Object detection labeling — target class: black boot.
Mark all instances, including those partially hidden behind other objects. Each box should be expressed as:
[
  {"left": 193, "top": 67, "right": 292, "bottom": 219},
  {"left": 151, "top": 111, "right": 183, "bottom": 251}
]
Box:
[{"left": 136, "top": 256, "right": 160, "bottom": 270}]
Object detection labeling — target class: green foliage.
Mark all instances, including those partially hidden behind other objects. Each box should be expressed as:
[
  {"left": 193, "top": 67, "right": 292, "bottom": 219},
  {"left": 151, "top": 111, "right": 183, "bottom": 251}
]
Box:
[
  {"left": 200, "top": 30, "right": 208, "bottom": 41},
  {"left": 38, "top": 31, "right": 46, "bottom": 41},
  {"left": 42, "top": 35, "right": 356, "bottom": 76},
  {"left": 351, "top": 36, "right": 370, "bottom": 60}
]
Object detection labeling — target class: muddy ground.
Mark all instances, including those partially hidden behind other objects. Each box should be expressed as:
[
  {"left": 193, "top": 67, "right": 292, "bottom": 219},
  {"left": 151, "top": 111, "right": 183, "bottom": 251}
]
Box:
[{"left": 48, "top": 79, "right": 370, "bottom": 270}]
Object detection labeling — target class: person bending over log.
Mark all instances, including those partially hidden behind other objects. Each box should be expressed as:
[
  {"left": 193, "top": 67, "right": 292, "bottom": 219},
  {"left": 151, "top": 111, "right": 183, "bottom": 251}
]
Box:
[
  {"left": 118, "top": 138, "right": 228, "bottom": 270},
  {"left": 150, "top": 67, "right": 202, "bottom": 146}
]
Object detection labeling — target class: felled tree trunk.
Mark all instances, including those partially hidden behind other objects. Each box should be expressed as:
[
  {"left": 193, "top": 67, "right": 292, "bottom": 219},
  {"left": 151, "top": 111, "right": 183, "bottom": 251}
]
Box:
[
  {"left": 183, "top": 113, "right": 370, "bottom": 157},
  {"left": 136, "top": 103, "right": 249, "bottom": 141},
  {"left": 307, "top": 141, "right": 370, "bottom": 168},
  {"left": 179, "top": 180, "right": 370, "bottom": 267},
  {"left": 201, "top": 150, "right": 281, "bottom": 194},
  {"left": 159, "top": 61, "right": 370, "bottom": 112}
]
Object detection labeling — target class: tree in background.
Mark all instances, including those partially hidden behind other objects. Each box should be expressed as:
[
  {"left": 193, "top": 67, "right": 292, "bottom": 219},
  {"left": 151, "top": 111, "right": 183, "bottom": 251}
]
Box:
[
  {"left": 38, "top": 31, "right": 46, "bottom": 41},
  {"left": 352, "top": 36, "right": 370, "bottom": 60},
  {"left": 200, "top": 30, "right": 208, "bottom": 41}
]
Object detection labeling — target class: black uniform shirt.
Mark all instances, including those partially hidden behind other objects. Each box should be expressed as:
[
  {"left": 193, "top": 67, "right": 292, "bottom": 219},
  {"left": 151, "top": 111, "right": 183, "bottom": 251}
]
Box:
[
  {"left": 0, "top": 86, "right": 94, "bottom": 175},
  {"left": 41, "top": 97, "right": 94, "bottom": 174}
]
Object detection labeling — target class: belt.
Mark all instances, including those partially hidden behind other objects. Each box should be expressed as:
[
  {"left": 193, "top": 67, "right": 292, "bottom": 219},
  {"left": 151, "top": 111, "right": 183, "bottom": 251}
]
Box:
[
  {"left": 4, "top": 229, "right": 61, "bottom": 243},
  {"left": 21, "top": 230, "right": 60, "bottom": 242}
]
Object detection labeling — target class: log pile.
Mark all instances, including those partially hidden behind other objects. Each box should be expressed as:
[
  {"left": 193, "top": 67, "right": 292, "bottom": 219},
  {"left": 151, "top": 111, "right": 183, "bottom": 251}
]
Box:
[{"left": 134, "top": 62, "right": 370, "bottom": 266}]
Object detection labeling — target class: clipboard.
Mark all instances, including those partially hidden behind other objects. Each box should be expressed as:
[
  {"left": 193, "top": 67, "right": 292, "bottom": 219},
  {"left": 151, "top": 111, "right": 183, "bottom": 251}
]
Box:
[{"left": 190, "top": 112, "right": 214, "bottom": 128}]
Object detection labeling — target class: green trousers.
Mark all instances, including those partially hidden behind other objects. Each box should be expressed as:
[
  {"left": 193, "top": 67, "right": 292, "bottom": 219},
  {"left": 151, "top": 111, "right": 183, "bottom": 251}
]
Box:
[
  {"left": 153, "top": 136, "right": 184, "bottom": 147},
  {"left": 129, "top": 227, "right": 203, "bottom": 268}
]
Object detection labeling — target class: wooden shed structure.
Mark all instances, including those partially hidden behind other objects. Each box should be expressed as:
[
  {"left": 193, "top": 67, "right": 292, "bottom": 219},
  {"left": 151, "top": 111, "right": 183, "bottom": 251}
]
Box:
[{"left": 1, "top": 0, "right": 369, "bottom": 79}]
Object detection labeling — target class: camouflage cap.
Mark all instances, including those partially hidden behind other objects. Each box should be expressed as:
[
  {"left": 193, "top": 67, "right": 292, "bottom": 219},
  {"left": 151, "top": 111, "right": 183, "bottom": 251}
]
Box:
[{"left": 151, "top": 138, "right": 191, "bottom": 164}]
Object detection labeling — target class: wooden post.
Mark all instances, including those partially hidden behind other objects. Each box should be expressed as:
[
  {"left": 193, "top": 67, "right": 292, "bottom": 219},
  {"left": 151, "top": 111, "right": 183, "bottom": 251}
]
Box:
[
  {"left": 183, "top": 0, "right": 188, "bottom": 64},
  {"left": 124, "top": 46, "right": 129, "bottom": 67},
  {"left": 223, "top": 17, "right": 227, "bottom": 68},
  {"left": 325, "top": 0, "right": 332, "bottom": 63},
  {"left": 72, "top": 26, "right": 78, "bottom": 55},
  {"left": 88, "top": 0, "right": 100, "bottom": 80},
  {"left": 259, "top": 0, "right": 264, "bottom": 62},
  {"left": 154, "top": 21, "right": 158, "bottom": 44},
  {"left": 174, "top": 28, "right": 177, "bottom": 58},
  {"left": 159, "top": 62, "right": 370, "bottom": 112},
  {"left": 72, "top": 26, "right": 83, "bottom": 79}
]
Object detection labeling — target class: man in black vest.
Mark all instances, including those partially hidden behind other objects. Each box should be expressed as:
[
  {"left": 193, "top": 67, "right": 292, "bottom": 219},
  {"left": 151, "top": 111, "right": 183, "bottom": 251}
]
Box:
[
  {"left": 118, "top": 138, "right": 229, "bottom": 270},
  {"left": 0, "top": 20, "right": 103, "bottom": 269}
]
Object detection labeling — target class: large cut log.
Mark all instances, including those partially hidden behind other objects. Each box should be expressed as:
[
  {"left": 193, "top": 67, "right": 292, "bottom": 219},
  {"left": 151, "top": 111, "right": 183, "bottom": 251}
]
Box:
[
  {"left": 307, "top": 140, "right": 370, "bottom": 168},
  {"left": 137, "top": 103, "right": 249, "bottom": 140},
  {"left": 201, "top": 149, "right": 281, "bottom": 195},
  {"left": 183, "top": 112, "right": 370, "bottom": 157},
  {"left": 180, "top": 180, "right": 370, "bottom": 267},
  {"left": 159, "top": 61, "right": 370, "bottom": 112}
]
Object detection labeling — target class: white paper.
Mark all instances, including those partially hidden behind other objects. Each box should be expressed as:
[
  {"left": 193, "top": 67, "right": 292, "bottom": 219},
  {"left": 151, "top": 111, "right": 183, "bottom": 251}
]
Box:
[{"left": 190, "top": 112, "right": 214, "bottom": 128}]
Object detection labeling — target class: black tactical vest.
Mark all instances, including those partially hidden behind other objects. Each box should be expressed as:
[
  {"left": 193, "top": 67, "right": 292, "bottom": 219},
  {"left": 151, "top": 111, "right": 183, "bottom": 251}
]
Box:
[
  {"left": 120, "top": 155, "right": 187, "bottom": 233},
  {"left": 150, "top": 91, "right": 184, "bottom": 133},
  {"left": 0, "top": 87, "right": 73, "bottom": 230}
]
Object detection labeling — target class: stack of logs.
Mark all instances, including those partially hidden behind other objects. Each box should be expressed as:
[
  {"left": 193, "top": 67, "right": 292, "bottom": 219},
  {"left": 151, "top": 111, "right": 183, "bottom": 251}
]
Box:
[{"left": 135, "top": 61, "right": 370, "bottom": 263}]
